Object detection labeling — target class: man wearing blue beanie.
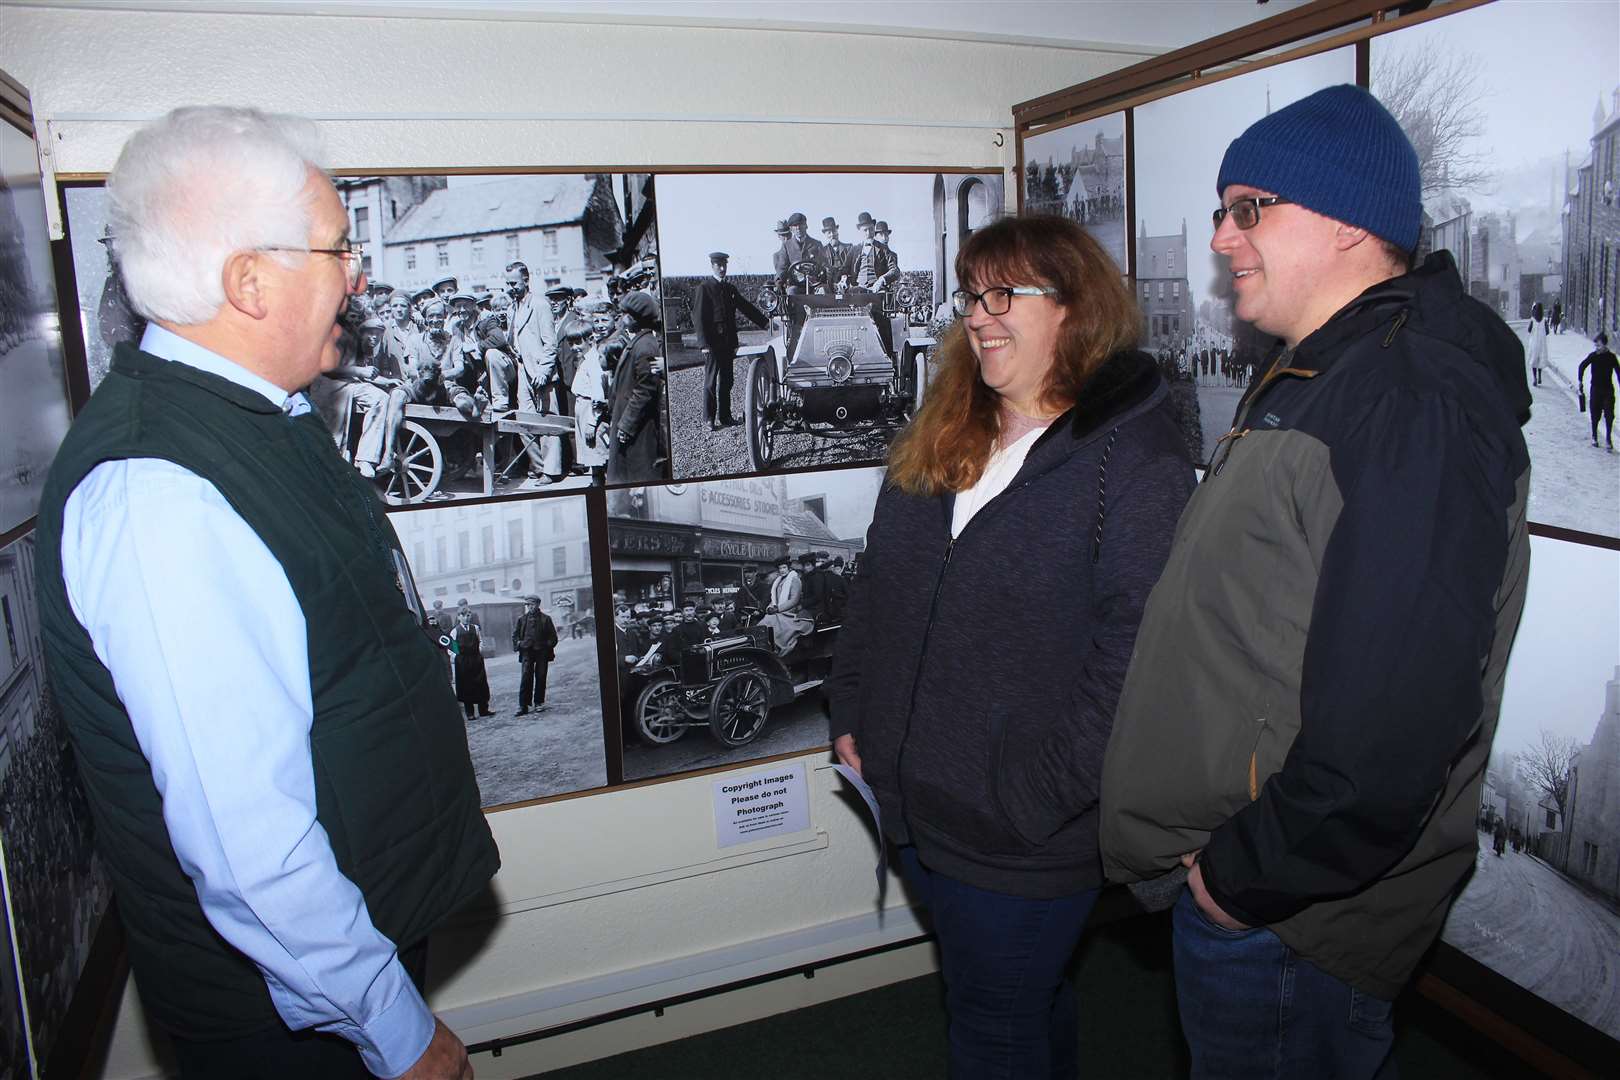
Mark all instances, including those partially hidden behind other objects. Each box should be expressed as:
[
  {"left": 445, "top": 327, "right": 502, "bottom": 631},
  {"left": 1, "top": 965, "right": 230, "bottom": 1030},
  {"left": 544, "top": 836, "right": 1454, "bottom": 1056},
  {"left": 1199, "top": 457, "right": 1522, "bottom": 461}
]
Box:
[{"left": 1102, "top": 84, "right": 1533, "bottom": 1078}]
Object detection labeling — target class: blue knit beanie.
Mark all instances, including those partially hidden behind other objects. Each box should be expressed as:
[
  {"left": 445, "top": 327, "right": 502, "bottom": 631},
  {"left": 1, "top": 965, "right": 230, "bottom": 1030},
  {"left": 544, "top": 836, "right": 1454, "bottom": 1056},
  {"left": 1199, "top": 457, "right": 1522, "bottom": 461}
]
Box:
[{"left": 1216, "top": 84, "right": 1421, "bottom": 252}]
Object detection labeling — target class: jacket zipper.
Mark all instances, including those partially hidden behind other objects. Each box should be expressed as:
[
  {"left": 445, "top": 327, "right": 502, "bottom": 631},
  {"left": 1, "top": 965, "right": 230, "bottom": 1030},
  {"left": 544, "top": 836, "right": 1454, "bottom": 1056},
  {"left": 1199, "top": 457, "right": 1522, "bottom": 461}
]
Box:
[
  {"left": 893, "top": 533, "right": 954, "bottom": 836},
  {"left": 1207, "top": 353, "right": 1318, "bottom": 476},
  {"left": 892, "top": 472, "right": 1036, "bottom": 837}
]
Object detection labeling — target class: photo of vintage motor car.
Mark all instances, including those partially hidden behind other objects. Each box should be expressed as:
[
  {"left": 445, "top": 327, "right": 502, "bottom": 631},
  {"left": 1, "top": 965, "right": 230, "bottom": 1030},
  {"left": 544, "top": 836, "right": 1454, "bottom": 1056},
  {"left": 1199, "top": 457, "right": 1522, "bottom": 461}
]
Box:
[
  {"left": 622, "top": 617, "right": 839, "bottom": 749},
  {"left": 653, "top": 170, "right": 1003, "bottom": 480},
  {"left": 740, "top": 273, "right": 933, "bottom": 472}
]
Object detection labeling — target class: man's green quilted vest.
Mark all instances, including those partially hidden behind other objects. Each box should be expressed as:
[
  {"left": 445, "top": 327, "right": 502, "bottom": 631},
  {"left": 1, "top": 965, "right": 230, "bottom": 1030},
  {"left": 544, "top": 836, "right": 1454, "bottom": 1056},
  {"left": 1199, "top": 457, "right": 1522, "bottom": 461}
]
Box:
[{"left": 32, "top": 344, "right": 499, "bottom": 1039}]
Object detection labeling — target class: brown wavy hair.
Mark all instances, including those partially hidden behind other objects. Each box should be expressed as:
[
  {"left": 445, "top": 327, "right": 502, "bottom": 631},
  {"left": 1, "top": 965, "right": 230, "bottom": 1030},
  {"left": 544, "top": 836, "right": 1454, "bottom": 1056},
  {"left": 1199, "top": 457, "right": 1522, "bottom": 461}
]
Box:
[{"left": 886, "top": 215, "right": 1140, "bottom": 495}]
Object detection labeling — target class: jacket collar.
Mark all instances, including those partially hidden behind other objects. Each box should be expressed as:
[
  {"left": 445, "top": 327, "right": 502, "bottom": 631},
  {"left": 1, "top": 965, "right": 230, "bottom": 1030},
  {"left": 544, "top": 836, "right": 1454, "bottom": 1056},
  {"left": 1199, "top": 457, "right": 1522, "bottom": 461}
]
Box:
[
  {"left": 1280, "top": 250, "right": 1531, "bottom": 424},
  {"left": 1031, "top": 348, "right": 1165, "bottom": 456}
]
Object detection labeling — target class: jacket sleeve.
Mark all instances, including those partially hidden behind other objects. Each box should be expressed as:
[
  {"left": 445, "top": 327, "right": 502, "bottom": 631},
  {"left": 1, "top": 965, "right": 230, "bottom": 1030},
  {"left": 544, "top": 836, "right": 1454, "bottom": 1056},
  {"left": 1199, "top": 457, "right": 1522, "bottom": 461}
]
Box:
[
  {"left": 996, "top": 443, "right": 1194, "bottom": 844},
  {"left": 1200, "top": 386, "right": 1520, "bottom": 927},
  {"left": 615, "top": 345, "right": 660, "bottom": 443},
  {"left": 735, "top": 287, "right": 769, "bottom": 330},
  {"left": 692, "top": 284, "right": 714, "bottom": 351}
]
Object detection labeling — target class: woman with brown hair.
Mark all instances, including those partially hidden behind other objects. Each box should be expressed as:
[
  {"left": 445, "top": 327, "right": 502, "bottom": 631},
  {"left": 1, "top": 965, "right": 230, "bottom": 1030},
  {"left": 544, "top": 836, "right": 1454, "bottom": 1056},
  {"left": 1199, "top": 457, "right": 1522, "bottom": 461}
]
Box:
[{"left": 828, "top": 215, "right": 1193, "bottom": 1078}]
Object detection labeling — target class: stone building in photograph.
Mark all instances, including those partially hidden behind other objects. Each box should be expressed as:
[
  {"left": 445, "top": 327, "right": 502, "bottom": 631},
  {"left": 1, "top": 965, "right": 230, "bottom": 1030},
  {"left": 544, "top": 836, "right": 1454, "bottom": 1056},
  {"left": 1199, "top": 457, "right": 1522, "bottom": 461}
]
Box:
[
  {"left": 391, "top": 497, "right": 595, "bottom": 639},
  {"left": 381, "top": 174, "right": 629, "bottom": 298},
  {"left": 1563, "top": 666, "right": 1620, "bottom": 903},
  {"left": 1562, "top": 90, "right": 1620, "bottom": 339},
  {"left": 1135, "top": 219, "right": 1193, "bottom": 352}
]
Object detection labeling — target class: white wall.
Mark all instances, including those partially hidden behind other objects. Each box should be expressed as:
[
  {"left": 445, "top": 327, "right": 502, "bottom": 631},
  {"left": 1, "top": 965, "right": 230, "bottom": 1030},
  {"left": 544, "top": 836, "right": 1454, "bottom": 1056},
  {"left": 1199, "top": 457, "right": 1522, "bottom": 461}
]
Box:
[{"left": 0, "top": 8, "right": 1147, "bottom": 1077}]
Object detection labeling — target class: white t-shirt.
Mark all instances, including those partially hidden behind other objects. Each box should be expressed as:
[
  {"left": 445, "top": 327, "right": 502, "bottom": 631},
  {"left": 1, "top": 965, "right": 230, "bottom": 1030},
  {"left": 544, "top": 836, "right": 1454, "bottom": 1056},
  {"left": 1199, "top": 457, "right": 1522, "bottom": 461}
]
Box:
[{"left": 950, "top": 426, "right": 1047, "bottom": 537}]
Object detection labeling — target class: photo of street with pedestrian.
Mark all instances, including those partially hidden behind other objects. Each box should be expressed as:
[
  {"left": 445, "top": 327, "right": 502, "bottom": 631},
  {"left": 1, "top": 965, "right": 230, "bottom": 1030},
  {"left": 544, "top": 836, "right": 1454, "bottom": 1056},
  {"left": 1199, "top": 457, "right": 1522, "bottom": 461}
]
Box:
[
  {"left": 1372, "top": 0, "right": 1619, "bottom": 539},
  {"left": 1441, "top": 536, "right": 1620, "bottom": 1039},
  {"left": 389, "top": 496, "right": 608, "bottom": 807}
]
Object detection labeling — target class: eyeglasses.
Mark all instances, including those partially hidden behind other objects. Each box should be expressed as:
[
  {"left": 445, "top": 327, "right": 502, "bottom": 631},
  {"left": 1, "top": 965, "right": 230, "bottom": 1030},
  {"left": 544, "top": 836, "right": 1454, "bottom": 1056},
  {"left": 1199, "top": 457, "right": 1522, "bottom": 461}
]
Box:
[
  {"left": 1212, "top": 196, "right": 1292, "bottom": 231},
  {"left": 951, "top": 286, "right": 1057, "bottom": 318},
  {"left": 258, "top": 242, "right": 366, "bottom": 288}
]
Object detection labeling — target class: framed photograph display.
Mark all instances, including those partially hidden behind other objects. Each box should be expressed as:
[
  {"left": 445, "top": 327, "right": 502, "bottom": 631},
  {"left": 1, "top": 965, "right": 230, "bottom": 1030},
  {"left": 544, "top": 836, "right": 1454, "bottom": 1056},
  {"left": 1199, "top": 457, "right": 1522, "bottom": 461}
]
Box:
[
  {"left": 0, "top": 533, "right": 112, "bottom": 1075},
  {"left": 1370, "top": 0, "right": 1620, "bottom": 542},
  {"left": 654, "top": 171, "right": 1002, "bottom": 480},
  {"left": 1020, "top": 111, "right": 1128, "bottom": 273},
  {"left": 1439, "top": 534, "right": 1620, "bottom": 1042},
  {"left": 388, "top": 494, "right": 609, "bottom": 808},
  {"left": 606, "top": 465, "right": 885, "bottom": 782},
  {"left": 0, "top": 73, "right": 74, "bottom": 540},
  {"left": 60, "top": 171, "right": 668, "bottom": 506},
  {"left": 1133, "top": 46, "right": 1357, "bottom": 467}
]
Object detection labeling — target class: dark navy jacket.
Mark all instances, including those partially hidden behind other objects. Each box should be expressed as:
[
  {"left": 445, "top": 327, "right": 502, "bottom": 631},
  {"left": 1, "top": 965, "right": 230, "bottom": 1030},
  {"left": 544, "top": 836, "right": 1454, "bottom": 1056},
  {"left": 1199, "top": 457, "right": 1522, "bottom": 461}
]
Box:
[{"left": 829, "top": 350, "right": 1194, "bottom": 897}]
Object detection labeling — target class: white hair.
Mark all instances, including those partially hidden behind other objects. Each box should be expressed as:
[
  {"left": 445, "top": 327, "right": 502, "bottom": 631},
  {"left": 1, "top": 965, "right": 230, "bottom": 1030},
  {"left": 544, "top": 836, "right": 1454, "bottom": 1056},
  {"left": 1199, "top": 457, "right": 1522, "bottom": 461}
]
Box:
[{"left": 107, "top": 106, "right": 325, "bottom": 325}]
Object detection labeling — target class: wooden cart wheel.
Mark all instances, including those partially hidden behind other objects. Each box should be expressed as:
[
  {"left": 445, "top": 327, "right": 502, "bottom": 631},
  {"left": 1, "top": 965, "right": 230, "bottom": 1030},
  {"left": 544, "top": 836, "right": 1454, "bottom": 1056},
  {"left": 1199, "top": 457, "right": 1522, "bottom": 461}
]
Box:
[{"left": 383, "top": 420, "right": 443, "bottom": 504}]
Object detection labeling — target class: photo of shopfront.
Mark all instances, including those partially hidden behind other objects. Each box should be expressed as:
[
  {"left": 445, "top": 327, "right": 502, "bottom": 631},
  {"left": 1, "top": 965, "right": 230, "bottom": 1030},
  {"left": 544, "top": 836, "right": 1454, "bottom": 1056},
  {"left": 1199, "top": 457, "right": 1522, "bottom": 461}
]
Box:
[{"left": 606, "top": 469, "right": 882, "bottom": 616}]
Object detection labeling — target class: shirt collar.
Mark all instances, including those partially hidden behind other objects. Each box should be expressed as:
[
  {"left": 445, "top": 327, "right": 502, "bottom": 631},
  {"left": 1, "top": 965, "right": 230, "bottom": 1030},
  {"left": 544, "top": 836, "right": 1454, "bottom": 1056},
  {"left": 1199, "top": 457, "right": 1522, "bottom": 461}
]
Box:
[{"left": 140, "top": 323, "right": 297, "bottom": 411}]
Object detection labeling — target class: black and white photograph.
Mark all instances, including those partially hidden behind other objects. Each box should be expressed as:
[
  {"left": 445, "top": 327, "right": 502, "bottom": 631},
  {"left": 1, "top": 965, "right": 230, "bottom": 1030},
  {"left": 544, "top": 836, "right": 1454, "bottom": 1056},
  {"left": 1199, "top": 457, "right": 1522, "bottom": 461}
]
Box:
[
  {"left": 654, "top": 171, "right": 1002, "bottom": 480},
  {"left": 1134, "top": 47, "right": 1356, "bottom": 466},
  {"left": 1021, "top": 111, "right": 1128, "bottom": 272},
  {"left": 1441, "top": 535, "right": 1620, "bottom": 1040},
  {"left": 0, "top": 93, "right": 73, "bottom": 538},
  {"left": 607, "top": 465, "right": 885, "bottom": 781},
  {"left": 63, "top": 172, "right": 669, "bottom": 505},
  {"left": 1371, "top": 0, "right": 1620, "bottom": 541},
  {"left": 388, "top": 494, "right": 608, "bottom": 808},
  {"left": 0, "top": 867, "right": 28, "bottom": 1080},
  {"left": 60, "top": 185, "right": 143, "bottom": 395},
  {"left": 0, "top": 534, "right": 111, "bottom": 1070}
]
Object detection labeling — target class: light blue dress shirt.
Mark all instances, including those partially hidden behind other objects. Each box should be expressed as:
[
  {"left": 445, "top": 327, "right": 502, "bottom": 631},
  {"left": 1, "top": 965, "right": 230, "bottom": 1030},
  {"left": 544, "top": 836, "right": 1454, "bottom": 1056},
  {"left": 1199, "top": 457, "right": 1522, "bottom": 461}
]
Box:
[{"left": 59, "top": 325, "right": 434, "bottom": 1077}]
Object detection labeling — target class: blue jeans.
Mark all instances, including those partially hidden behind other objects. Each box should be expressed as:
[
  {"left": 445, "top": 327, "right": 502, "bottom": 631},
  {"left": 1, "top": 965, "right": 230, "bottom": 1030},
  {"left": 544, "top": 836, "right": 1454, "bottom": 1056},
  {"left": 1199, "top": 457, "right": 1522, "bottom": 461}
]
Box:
[
  {"left": 1172, "top": 889, "right": 1397, "bottom": 1080},
  {"left": 899, "top": 846, "right": 1100, "bottom": 1080}
]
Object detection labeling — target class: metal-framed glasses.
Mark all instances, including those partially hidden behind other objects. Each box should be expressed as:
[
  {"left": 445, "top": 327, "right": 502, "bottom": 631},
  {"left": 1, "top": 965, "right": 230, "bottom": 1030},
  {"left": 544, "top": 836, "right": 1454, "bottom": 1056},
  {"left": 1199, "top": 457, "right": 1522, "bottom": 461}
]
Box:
[
  {"left": 951, "top": 286, "right": 1058, "bottom": 318},
  {"left": 258, "top": 242, "right": 366, "bottom": 288},
  {"left": 1212, "top": 196, "right": 1292, "bottom": 231}
]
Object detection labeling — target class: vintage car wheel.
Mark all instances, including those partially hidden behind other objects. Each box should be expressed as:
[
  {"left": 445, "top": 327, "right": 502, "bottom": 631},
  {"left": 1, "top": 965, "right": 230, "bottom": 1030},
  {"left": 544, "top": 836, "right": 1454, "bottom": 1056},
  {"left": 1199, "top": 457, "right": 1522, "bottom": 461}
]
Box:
[
  {"left": 909, "top": 351, "right": 928, "bottom": 416},
  {"left": 383, "top": 420, "right": 443, "bottom": 504},
  {"left": 744, "top": 351, "right": 779, "bottom": 472},
  {"left": 634, "top": 674, "right": 688, "bottom": 745},
  {"left": 708, "top": 669, "right": 771, "bottom": 748}
]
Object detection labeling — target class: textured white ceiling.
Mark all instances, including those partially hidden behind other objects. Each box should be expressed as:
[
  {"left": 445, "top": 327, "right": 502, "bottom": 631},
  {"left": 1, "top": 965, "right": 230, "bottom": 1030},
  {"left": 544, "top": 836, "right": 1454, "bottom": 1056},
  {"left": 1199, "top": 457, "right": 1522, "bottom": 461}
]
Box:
[{"left": 2, "top": 0, "right": 1317, "bottom": 53}]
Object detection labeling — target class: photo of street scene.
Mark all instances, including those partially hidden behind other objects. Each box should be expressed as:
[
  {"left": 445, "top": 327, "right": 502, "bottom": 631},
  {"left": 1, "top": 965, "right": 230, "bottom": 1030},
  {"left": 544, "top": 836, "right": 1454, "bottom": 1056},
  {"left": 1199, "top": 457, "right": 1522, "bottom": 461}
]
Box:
[
  {"left": 0, "top": 116, "right": 73, "bottom": 538},
  {"left": 1133, "top": 47, "right": 1356, "bottom": 465},
  {"left": 655, "top": 171, "right": 1002, "bottom": 479},
  {"left": 64, "top": 172, "right": 667, "bottom": 505},
  {"left": 1021, "top": 111, "right": 1127, "bottom": 272},
  {"left": 1442, "top": 536, "right": 1620, "bottom": 1040},
  {"left": 607, "top": 466, "right": 885, "bottom": 781},
  {"left": 389, "top": 495, "right": 608, "bottom": 808},
  {"left": 0, "top": 534, "right": 110, "bottom": 1071},
  {"left": 1371, "top": 0, "right": 1619, "bottom": 540}
]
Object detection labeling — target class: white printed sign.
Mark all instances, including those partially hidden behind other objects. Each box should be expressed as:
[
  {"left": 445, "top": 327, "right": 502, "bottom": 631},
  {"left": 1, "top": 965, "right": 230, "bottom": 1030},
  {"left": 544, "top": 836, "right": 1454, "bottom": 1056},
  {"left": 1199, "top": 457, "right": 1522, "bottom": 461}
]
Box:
[{"left": 713, "top": 762, "right": 811, "bottom": 848}]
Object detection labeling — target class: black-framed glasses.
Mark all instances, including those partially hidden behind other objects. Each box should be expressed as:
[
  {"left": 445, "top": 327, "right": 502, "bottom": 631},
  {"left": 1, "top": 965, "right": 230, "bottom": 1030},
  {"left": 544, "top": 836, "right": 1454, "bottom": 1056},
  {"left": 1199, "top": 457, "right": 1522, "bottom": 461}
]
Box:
[
  {"left": 1212, "top": 196, "right": 1292, "bottom": 231},
  {"left": 951, "top": 286, "right": 1057, "bottom": 318},
  {"left": 258, "top": 242, "right": 366, "bottom": 288}
]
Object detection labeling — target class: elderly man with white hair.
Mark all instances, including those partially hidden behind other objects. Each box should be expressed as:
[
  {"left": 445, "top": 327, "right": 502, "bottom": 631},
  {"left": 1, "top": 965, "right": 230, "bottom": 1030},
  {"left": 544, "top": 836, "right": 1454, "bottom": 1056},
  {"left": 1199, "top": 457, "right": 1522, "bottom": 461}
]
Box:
[{"left": 33, "top": 107, "right": 498, "bottom": 1079}]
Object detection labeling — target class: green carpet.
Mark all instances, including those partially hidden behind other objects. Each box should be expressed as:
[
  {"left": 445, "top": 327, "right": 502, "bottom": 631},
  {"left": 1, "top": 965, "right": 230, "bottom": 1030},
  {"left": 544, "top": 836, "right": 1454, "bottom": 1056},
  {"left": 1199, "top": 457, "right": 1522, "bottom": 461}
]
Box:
[{"left": 531, "top": 911, "right": 1529, "bottom": 1079}]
